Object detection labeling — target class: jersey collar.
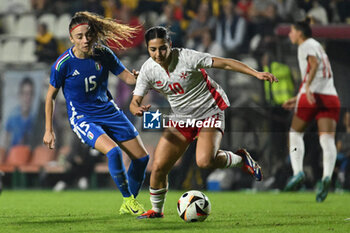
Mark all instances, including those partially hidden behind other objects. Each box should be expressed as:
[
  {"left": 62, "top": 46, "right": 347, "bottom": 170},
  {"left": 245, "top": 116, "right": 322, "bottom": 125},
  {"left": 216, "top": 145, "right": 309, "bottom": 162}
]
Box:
[{"left": 69, "top": 47, "right": 75, "bottom": 58}]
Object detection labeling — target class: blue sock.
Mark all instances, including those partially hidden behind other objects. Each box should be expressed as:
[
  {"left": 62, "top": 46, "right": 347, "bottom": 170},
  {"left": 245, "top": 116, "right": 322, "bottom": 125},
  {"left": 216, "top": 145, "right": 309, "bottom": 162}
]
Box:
[
  {"left": 127, "top": 155, "right": 149, "bottom": 197},
  {"left": 106, "top": 147, "right": 131, "bottom": 197}
]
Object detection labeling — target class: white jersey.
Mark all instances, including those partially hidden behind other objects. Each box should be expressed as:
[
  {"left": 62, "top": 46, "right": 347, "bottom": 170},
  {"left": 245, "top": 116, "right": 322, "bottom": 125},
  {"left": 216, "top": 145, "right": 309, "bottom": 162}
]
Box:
[
  {"left": 298, "top": 38, "right": 337, "bottom": 96},
  {"left": 134, "top": 48, "right": 230, "bottom": 120}
]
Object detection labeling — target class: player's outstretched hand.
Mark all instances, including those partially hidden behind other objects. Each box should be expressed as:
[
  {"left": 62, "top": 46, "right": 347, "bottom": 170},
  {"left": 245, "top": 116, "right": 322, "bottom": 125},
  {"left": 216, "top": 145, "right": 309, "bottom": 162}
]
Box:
[
  {"left": 43, "top": 131, "right": 56, "bottom": 149},
  {"left": 134, "top": 104, "right": 151, "bottom": 117},
  {"left": 132, "top": 69, "right": 139, "bottom": 79},
  {"left": 256, "top": 72, "right": 278, "bottom": 83}
]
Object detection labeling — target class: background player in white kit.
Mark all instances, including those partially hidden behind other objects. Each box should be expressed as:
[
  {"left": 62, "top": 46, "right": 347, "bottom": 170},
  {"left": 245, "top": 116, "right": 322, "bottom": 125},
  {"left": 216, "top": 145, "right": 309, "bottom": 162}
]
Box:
[
  {"left": 130, "top": 26, "right": 278, "bottom": 218},
  {"left": 283, "top": 18, "right": 340, "bottom": 202}
]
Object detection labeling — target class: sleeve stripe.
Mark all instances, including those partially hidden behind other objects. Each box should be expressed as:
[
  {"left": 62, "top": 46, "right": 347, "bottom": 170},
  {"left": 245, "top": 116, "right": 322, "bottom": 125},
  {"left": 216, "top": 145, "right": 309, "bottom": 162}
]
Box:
[{"left": 54, "top": 52, "right": 70, "bottom": 71}]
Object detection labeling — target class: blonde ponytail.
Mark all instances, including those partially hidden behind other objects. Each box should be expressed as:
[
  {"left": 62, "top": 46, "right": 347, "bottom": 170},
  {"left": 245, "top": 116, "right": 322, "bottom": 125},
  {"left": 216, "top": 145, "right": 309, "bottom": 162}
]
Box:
[{"left": 70, "top": 11, "right": 140, "bottom": 50}]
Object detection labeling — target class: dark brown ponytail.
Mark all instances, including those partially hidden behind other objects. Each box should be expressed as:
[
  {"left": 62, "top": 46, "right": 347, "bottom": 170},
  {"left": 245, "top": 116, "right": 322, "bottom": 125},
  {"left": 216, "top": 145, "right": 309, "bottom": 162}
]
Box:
[{"left": 294, "top": 17, "right": 312, "bottom": 38}]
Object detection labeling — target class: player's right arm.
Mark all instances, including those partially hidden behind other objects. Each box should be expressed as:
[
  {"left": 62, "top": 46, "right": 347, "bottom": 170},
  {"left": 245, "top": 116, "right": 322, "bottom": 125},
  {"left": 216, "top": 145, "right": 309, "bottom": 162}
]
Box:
[
  {"left": 130, "top": 95, "right": 151, "bottom": 117},
  {"left": 130, "top": 62, "right": 152, "bottom": 116},
  {"left": 43, "top": 84, "right": 59, "bottom": 149},
  {"left": 304, "top": 55, "right": 318, "bottom": 104},
  {"left": 282, "top": 96, "right": 297, "bottom": 111}
]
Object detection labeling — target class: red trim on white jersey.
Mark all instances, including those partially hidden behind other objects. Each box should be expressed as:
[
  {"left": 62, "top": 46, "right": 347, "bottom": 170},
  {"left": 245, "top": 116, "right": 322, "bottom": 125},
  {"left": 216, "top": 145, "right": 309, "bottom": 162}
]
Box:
[
  {"left": 165, "top": 70, "right": 170, "bottom": 77},
  {"left": 299, "top": 61, "right": 310, "bottom": 92},
  {"left": 200, "top": 69, "right": 228, "bottom": 111}
]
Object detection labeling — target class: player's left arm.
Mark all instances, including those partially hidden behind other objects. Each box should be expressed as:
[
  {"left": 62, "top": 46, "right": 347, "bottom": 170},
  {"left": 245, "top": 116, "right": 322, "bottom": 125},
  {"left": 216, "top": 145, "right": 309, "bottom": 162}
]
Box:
[
  {"left": 118, "top": 69, "right": 138, "bottom": 85},
  {"left": 130, "top": 95, "right": 151, "bottom": 117},
  {"left": 211, "top": 57, "right": 278, "bottom": 83}
]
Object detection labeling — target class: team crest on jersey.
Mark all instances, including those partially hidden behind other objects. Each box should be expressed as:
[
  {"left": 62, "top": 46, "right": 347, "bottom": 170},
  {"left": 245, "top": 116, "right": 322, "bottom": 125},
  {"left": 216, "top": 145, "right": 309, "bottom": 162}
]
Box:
[
  {"left": 87, "top": 131, "right": 94, "bottom": 140},
  {"left": 156, "top": 81, "right": 163, "bottom": 87},
  {"left": 95, "top": 62, "right": 101, "bottom": 71},
  {"left": 180, "top": 72, "right": 188, "bottom": 79}
]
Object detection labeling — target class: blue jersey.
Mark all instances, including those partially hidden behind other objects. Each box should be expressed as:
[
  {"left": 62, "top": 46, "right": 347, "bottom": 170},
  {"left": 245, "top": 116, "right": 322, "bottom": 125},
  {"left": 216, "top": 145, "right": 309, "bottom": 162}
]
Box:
[
  {"left": 50, "top": 45, "right": 125, "bottom": 118},
  {"left": 50, "top": 45, "right": 138, "bottom": 147}
]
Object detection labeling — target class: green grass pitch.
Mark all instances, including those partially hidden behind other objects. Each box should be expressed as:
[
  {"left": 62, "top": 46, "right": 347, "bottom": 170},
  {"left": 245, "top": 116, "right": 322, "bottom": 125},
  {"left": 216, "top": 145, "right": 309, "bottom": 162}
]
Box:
[{"left": 0, "top": 190, "right": 349, "bottom": 233}]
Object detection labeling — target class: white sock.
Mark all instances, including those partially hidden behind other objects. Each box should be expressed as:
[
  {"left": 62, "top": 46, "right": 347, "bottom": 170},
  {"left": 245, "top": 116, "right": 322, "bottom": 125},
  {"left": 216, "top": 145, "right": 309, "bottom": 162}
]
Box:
[
  {"left": 150, "top": 185, "right": 168, "bottom": 213},
  {"left": 217, "top": 150, "right": 242, "bottom": 168},
  {"left": 289, "top": 129, "right": 305, "bottom": 176},
  {"left": 319, "top": 134, "right": 337, "bottom": 179}
]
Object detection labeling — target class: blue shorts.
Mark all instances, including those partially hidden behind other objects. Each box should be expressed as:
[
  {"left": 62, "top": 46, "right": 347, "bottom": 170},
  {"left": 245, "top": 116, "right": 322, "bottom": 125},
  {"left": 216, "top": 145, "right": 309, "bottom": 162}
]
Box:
[{"left": 69, "top": 109, "right": 139, "bottom": 148}]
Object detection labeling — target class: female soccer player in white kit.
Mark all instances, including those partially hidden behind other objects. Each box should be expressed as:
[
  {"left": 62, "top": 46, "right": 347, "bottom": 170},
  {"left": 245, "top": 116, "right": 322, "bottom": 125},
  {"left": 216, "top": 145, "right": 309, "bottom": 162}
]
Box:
[
  {"left": 130, "top": 26, "right": 278, "bottom": 218},
  {"left": 283, "top": 18, "right": 340, "bottom": 202}
]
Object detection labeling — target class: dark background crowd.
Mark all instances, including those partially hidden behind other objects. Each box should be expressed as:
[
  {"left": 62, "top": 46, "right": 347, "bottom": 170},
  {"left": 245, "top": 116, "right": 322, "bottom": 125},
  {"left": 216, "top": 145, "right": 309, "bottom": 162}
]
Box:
[{"left": 0, "top": 0, "right": 349, "bottom": 192}]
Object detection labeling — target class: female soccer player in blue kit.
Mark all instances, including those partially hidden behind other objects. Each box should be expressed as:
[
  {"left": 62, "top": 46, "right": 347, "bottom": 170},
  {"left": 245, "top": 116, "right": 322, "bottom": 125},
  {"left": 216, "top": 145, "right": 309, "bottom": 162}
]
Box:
[{"left": 43, "top": 11, "right": 148, "bottom": 215}]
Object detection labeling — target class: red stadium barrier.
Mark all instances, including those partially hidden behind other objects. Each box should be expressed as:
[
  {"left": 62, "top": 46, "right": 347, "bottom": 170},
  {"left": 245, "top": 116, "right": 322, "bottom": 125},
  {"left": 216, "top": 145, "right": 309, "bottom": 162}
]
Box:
[{"left": 275, "top": 24, "right": 350, "bottom": 39}]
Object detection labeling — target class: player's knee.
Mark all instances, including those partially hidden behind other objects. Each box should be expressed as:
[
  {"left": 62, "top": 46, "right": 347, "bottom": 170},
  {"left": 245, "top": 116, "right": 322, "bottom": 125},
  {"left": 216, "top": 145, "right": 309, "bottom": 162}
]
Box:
[
  {"left": 319, "top": 134, "right": 336, "bottom": 154},
  {"left": 196, "top": 156, "right": 214, "bottom": 169},
  {"left": 152, "top": 162, "right": 168, "bottom": 178},
  {"left": 106, "top": 146, "right": 122, "bottom": 159}
]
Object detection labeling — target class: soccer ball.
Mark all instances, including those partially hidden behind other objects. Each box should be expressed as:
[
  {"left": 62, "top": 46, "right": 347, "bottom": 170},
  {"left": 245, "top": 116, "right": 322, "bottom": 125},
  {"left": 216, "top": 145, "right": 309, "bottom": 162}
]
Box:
[{"left": 177, "top": 190, "right": 211, "bottom": 222}]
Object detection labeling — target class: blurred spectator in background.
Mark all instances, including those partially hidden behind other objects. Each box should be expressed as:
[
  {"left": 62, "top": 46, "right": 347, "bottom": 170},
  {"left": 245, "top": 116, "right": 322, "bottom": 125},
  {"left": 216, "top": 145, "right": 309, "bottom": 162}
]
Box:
[
  {"left": 158, "top": 3, "right": 184, "bottom": 48},
  {"left": 236, "top": 0, "right": 253, "bottom": 20},
  {"left": 274, "top": 0, "right": 305, "bottom": 22},
  {"left": 336, "top": 0, "right": 350, "bottom": 23},
  {"left": 102, "top": 0, "right": 118, "bottom": 18},
  {"left": 249, "top": 2, "right": 280, "bottom": 55},
  {"left": 80, "top": 0, "right": 105, "bottom": 16},
  {"left": 51, "top": 93, "right": 74, "bottom": 163},
  {"left": 262, "top": 50, "right": 295, "bottom": 111},
  {"left": 136, "top": 0, "right": 164, "bottom": 15},
  {"left": 52, "top": 136, "right": 100, "bottom": 191},
  {"left": 46, "top": 0, "right": 71, "bottom": 15},
  {"left": 181, "top": 0, "right": 202, "bottom": 18},
  {"left": 307, "top": 0, "right": 329, "bottom": 24},
  {"left": 3, "top": 0, "right": 31, "bottom": 13},
  {"left": 197, "top": 29, "right": 224, "bottom": 57},
  {"left": 31, "top": 0, "right": 47, "bottom": 13},
  {"left": 171, "top": 0, "right": 200, "bottom": 31},
  {"left": 64, "top": 0, "right": 105, "bottom": 15},
  {"left": 1, "top": 77, "right": 36, "bottom": 155},
  {"left": 335, "top": 111, "right": 350, "bottom": 190},
  {"left": 35, "top": 23, "right": 59, "bottom": 64},
  {"left": 185, "top": 2, "right": 216, "bottom": 50},
  {"left": 248, "top": 0, "right": 277, "bottom": 22},
  {"left": 216, "top": 0, "right": 247, "bottom": 56},
  {"left": 109, "top": 4, "right": 145, "bottom": 58},
  {"left": 261, "top": 50, "right": 295, "bottom": 185},
  {"left": 247, "top": 0, "right": 305, "bottom": 25}
]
